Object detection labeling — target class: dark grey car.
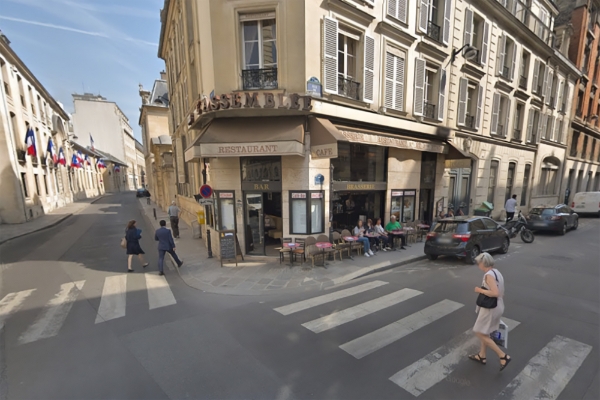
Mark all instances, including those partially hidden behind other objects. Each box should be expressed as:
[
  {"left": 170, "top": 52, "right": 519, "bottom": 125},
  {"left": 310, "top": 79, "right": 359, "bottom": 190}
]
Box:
[{"left": 526, "top": 204, "right": 579, "bottom": 235}]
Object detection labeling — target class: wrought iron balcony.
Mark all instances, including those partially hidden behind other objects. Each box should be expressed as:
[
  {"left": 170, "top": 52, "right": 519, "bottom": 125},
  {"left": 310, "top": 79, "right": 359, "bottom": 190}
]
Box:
[
  {"left": 423, "top": 102, "right": 436, "bottom": 119},
  {"left": 465, "top": 114, "right": 476, "bottom": 129},
  {"left": 426, "top": 21, "right": 441, "bottom": 43},
  {"left": 241, "top": 68, "right": 278, "bottom": 90},
  {"left": 16, "top": 149, "right": 26, "bottom": 163},
  {"left": 497, "top": 125, "right": 505, "bottom": 137},
  {"left": 519, "top": 75, "right": 527, "bottom": 89},
  {"left": 512, "top": 129, "right": 522, "bottom": 141},
  {"left": 499, "top": 66, "right": 510, "bottom": 80},
  {"left": 337, "top": 76, "right": 361, "bottom": 100}
]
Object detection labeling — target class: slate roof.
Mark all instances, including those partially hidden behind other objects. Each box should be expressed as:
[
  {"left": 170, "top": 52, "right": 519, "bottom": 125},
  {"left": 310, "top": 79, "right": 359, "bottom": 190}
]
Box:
[{"left": 150, "top": 80, "right": 169, "bottom": 107}]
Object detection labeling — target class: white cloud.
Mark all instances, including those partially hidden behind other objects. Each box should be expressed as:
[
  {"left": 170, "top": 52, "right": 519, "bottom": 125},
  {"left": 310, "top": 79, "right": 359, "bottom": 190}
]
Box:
[{"left": 0, "top": 15, "right": 107, "bottom": 37}]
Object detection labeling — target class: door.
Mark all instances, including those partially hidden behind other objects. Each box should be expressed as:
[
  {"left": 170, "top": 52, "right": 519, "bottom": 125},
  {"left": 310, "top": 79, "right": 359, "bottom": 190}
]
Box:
[
  {"left": 447, "top": 168, "right": 471, "bottom": 214},
  {"left": 244, "top": 193, "right": 264, "bottom": 255},
  {"left": 481, "top": 217, "right": 503, "bottom": 249},
  {"left": 469, "top": 219, "right": 490, "bottom": 250},
  {"left": 419, "top": 189, "right": 433, "bottom": 224}
]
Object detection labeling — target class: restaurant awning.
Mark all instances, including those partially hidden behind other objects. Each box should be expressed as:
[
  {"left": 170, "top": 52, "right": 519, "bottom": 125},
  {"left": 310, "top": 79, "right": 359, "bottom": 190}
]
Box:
[
  {"left": 184, "top": 117, "right": 305, "bottom": 162},
  {"left": 444, "top": 141, "right": 472, "bottom": 168},
  {"left": 308, "top": 118, "right": 346, "bottom": 159}
]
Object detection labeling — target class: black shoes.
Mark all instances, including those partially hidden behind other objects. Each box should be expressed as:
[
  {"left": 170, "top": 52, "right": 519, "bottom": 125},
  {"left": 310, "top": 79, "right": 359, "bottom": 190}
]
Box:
[
  {"left": 127, "top": 269, "right": 134, "bottom": 273},
  {"left": 142, "top": 263, "right": 149, "bottom": 268},
  {"left": 159, "top": 271, "right": 165, "bottom": 276}
]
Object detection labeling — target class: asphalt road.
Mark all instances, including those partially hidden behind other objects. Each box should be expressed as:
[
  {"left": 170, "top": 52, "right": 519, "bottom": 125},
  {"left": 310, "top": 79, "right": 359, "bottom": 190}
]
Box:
[{"left": 0, "top": 193, "right": 598, "bottom": 400}]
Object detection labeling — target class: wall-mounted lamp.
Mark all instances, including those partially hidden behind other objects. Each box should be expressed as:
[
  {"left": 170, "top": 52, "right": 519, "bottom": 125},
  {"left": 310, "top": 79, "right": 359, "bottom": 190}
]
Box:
[{"left": 448, "top": 44, "right": 479, "bottom": 66}]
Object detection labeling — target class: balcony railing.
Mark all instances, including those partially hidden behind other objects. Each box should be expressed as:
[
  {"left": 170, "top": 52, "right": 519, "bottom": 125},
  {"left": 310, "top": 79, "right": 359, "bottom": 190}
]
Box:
[
  {"left": 519, "top": 75, "right": 527, "bottom": 89},
  {"left": 499, "top": 65, "right": 510, "bottom": 80},
  {"left": 497, "top": 124, "right": 505, "bottom": 137},
  {"left": 337, "top": 76, "right": 361, "bottom": 100},
  {"left": 241, "top": 67, "right": 278, "bottom": 90},
  {"left": 465, "top": 114, "right": 476, "bottom": 129},
  {"left": 498, "top": 0, "right": 554, "bottom": 46},
  {"left": 424, "top": 102, "right": 436, "bottom": 119},
  {"left": 512, "top": 129, "right": 522, "bottom": 141},
  {"left": 16, "top": 150, "right": 26, "bottom": 163},
  {"left": 426, "top": 21, "right": 441, "bottom": 43}
]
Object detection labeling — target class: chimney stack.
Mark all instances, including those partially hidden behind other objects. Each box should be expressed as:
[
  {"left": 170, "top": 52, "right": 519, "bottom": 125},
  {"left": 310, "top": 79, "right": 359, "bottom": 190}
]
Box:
[{"left": 160, "top": 70, "right": 167, "bottom": 80}]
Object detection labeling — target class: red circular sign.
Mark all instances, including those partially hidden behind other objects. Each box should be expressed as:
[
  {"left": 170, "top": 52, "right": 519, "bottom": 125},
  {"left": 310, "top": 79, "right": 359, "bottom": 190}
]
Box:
[{"left": 200, "top": 184, "right": 213, "bottom": 199}]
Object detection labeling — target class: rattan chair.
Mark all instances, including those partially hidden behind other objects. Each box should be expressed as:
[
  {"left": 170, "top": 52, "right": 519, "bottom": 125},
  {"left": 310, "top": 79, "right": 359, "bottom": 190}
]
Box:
[
  {"left": 292, "top": 238, "right": 305, "bottom": 264},
  {"left": 332, "top": 231, "right": 351, "bottom": 258},
  {"left": 306, "top": 244, "right": 324, "bottom": 268}
]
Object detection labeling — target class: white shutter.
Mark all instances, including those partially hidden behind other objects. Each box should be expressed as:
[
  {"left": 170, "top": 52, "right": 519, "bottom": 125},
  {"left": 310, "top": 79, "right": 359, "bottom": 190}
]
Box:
[
  {"left": 396, "top": 56, "right": 405, "bottom": 111},
  {"left": 413, "top": 58, "right": 426, "bottom": 116},
  {"left": 541, "top": 67, "right": 549, "bottom": 98},
  {"left": 464, "top": 9, "right": 473, "bottom": 46},
  {"left": 491, "top": 93, "right": 500, "bottom": 135},
  {"left": 388, "top": 0, "right": 407, "bottom": 23},
  {"left": 457, "top": 77, "right": 468, "bottom": 126},
  {"left": 497, "top": 35, "right": 507, "bottom": 77},
  {"left": 510, "top": 43, "right": 517, "bottom": 80},
  {"left": 526, "top": 110, "right": 534, "bottom": 142},
  {"left": 537, "top": 114, "right": 547, "bottom": 143},
  {"left": 385, "top": 52, "right": 405, "bottom": 111},
  {"left": 554, "top": 118, "right": 561, "bottom": 141},
  {"left": 481, "top": 22, "right": 490, "bottom": 65},
  {"left": 322, "top": 17, "right": 338, "bottom": 94},
  {"left": 475, "top": 84, "right": 484, "bottom": 130},
  {"left": 365, "top": 0, "right": 375, "bottom": 4},
  {"left": 387, "top": 0, "right": 398, "bottom": 20},
  {"left": 532, "top": 59, "right": 540, "bottom": 93},
  {"left": 385, "top": 53, "right": 395, "bottom": 110},
  {"left": 546, "top": 115, "right": 554, "bottom": 140},
  {"left": 545, "top": 69, "right": 554, "bottom": 103},
  {"left": 419, "top": 0, "right": 429, "bottom": 33},
  {"left": 438, "top": 68, "right": 446, "bottom": 121},
  {"left": 443, "top": 0, "right": 452, "bottom": 45},
  {"left": 363, "top": 34, "right": 375, "bottom": 103},
  {"left": 504, "top": 98, "right": 511, "bottom": 137},
  {"left": 556, "top": 80, "right": 564, "bottom": 109}
]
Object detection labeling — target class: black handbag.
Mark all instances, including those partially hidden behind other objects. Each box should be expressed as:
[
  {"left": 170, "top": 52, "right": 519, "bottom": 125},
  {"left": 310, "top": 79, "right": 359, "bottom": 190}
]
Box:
[{"left": 476, "top": 270, "right": 498, "bottom": 309}]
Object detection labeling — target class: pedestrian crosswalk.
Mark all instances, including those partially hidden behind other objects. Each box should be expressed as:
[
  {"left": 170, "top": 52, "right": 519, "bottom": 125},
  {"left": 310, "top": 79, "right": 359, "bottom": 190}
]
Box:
[
  {"left": 0, "top": 272, "right": 177, "bottom": 345},
  {"left": 272, "top": 280, "right": 593, "bottom": 399}
]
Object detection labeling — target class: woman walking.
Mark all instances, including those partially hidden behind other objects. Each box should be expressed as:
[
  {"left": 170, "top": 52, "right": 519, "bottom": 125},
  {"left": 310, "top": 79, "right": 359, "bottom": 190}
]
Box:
[
  {"left": 469, "top": 252, "right": 511, "bottom": 371},
  {"left": 125, "top": 220, "right": 149, "bottom": 272}
]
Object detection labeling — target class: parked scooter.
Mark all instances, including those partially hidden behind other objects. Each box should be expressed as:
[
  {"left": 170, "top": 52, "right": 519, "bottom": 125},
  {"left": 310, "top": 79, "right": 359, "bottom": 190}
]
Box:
[{"left": 503, "top": 210, "right": 534, "bottom": 243}]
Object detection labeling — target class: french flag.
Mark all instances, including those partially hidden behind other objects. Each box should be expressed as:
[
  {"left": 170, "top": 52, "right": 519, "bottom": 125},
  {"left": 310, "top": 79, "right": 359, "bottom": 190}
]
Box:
[
  {"left": 58, "top": 147, "right": 66, "bottom": 165},
  {"left": 114, "top": 165, "right": 120, "bottom": 173},
  {"left": 97, "top": 159, "right": 106, "bottom": 169},
  {"left": 71, "top": 154, "right": 81, "bottom": 168},
  {"left": 25, "top": 128, "right": 36, "bottom": 156},
  {"left": 84, "top": 154, "right": 90, "bottom": 166},
  {"left": 76, "top": 151, "right": 84, "bottom": 165},
  {"left": 47, "top": 139, "right": 58, "bottom": 164}
]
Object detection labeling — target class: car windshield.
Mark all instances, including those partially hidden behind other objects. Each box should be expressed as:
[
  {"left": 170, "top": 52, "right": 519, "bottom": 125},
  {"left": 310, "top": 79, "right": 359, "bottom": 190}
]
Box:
[
  {"left": 432, "top": 222, "right": 469, "bottom": 233},
  {"left": 530, "top": 208, "right": 554, "bottom": 215}
]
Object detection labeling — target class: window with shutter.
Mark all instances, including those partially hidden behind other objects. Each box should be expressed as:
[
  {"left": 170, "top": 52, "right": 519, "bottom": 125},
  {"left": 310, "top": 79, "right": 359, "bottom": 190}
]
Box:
[
  {"left": 537, "top": 114, "right": 547, "bottom": 143},
  {"left": 414, "top": 58, "right": 426, "bottom": 116},
  {"left": 387, "top": 0, "right": 408, "bottom": 24},
  {"left": 443, "top": 0, "right": 452, "bottom": 45},
  {"left": 532, "top": 59, "right": 540, "bottom": 93},
  {"left": 526, "top": 110, "right": 534, "bottom": 143},
  {"left": 438, "top": 69, "right": 446, "bottom": 121},
  {"left": 463, "top": 9, "right": 473, "bottom": 47},
  {"left": 503, "top": 98, "right": 511, "bottom": 138},
  {"left": 545, "top": 69, "right": 553, "bottom": 102},
  {"left": 419, "top": 0, "right": 429, "bottom": 33},
  {"left": 322, "top": 17, "right": 338, "bottom": 94},
  {"left": 475, "top": 84, "right": 483, "bottom": 130},
  {"left": 481, "top": 21, "right": 489, "bottom": 65},
  {"left": 363, "top": 35, "right": 375, "bottom": 103},
  {"left": 545, "top": 115, "right": 554, "bottom": 140},
  {"left": 457, "top": 77, "right": 468, "bottom": 126},
  {"left": 384, "top": 51, "right": 405, "bottom": 111},
  {"left": 510, "top": 42, "right": 517, "bottom": 80},
  {"left": 540, "top": 67, "right": 548, "bottom": 97},
  {"left": 491, "top": 92, "right": 500, "bottom": 135},
  {"left": 497, "top": 35, "right": 507, "bottom": 78}
]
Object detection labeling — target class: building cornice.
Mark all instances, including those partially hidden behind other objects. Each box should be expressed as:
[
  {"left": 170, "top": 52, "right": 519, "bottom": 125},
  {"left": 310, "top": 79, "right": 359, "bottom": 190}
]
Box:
[{"left": 157, "top": 0, "right": 171, "bottom": 59}]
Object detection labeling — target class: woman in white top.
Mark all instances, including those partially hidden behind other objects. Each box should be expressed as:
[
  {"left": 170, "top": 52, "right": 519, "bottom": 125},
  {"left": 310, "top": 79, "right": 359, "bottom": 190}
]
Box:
[
  {"left": 374, "top": 218, "right": 390, "bottom": 250},
  {"left": 469, "top": 252, "right": 512, "bottom": 371},
  {"left": 353, "top": 220, "right": 374, "bottom": 257}
]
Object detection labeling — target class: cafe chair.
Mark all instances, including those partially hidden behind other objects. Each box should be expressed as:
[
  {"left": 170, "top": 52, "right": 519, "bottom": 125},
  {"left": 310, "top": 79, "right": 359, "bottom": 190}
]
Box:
[
  {"left": 316, "top": 234, "right": 339, "bottom": 262},
  {"left": 341, "top": 229, "right": 363, "bottom": 255},
  {"left": 305, "top": 236, "right": 317, "bottom": 247},
  {"left": 278, "top": 237, "right": 293, "bottom": 264},
  {"left": 292, "top": 238, "right": 306, "bottom": 264},
  {"left": 332, "top": 231, "right": 351, "bottom": 258},
  {"left": 307, "top": 244, "right": 324, "bottom": 268}
]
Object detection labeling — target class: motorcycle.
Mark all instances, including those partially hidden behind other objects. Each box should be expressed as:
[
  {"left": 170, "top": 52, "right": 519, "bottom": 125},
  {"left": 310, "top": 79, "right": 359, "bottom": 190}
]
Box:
[{"left": 503, "top": 210, "right": 534, "bottom": 243}]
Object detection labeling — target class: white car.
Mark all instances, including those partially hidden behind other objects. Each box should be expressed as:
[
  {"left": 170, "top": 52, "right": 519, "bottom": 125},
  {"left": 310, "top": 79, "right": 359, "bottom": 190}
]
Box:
[{"left": 571, "top": 192, "right": 600, "bottom": 216}]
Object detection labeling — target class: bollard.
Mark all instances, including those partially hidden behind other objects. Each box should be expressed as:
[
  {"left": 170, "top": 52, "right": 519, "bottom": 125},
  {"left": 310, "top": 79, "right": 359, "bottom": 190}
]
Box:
[
  {"left": 153, "top": 208, "right": 157, "bottom": 220},
  {"left": 206, "top": 229, "right": 213, "bottom": 258}
]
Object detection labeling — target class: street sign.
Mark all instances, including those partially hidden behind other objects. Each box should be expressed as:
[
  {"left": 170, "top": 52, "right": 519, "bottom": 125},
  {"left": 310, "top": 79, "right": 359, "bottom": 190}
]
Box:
[
  {"left": 198, "top": 198, "right": 214, "bottom": 206},
  {"left": 200, "top": 184, "right": 213, "bottom": 199}
]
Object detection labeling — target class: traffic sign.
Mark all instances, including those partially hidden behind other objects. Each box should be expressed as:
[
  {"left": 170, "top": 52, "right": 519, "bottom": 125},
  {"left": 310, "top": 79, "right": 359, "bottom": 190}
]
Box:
[
  {"left": 198, "top": 198, "right": 214, "bottom": 206},
  {"left": 200, "top": 184, "right": 213, "bottom": 199}
]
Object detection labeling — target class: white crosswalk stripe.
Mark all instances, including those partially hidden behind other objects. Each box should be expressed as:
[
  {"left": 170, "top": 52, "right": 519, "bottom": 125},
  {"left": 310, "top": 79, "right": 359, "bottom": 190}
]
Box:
[
  {"left": 389, "top": 317, "right": 521, "bottom": 396},
  {"left": 274, "top": 281, "right": 389, "bottom": 316},
  {"left": 302, "top": 288, "right": 422, "bottom": 333},
  {"left": 0, "top": 289, "right": 36, "bottom": 326},
  {"left": 340, "top": 299, "right": 463, "bottom": 359},
  {"left": 497, "top": 335, "right": 592, "bottom": 400},
  {"left": 19, "top": 281, "right": 85, "bottom": 345},
  {"left": 95, "top": 275, "right": 127, "bottom": 324},
  {"left": 145, "top": 272, "right": 177, "bottom": 310}
]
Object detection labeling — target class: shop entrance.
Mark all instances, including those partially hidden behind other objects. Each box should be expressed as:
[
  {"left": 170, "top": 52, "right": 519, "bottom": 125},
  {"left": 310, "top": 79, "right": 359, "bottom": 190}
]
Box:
[
  {"left": 244, "top": 191, "right": 282, "bottom": 256},
  {"left": 331, "top": 191, "right": 385, "bottom": 231}
]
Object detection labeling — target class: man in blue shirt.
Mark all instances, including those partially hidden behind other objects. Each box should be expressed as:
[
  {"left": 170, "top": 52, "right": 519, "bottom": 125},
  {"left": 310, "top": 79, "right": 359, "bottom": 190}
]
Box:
[{"left": 154, "top": 220, "right": 183, "bottom": 276}]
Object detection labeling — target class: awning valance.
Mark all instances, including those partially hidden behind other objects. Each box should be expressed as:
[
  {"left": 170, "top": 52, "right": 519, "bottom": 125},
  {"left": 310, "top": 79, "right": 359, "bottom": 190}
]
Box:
[
  {"left": 309, "top": 118, "right": 346, "bottom": 159},
  {"left": 185, "top": 117, "right": 305, "bottom": 161},
  {"left": 444, "top": 141, "right": 472, "bottom": 168}
]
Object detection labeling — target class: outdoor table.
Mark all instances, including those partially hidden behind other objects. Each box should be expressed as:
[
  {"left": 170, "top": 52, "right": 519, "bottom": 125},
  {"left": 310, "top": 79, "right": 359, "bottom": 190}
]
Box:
[
  {"left": 389, "top": 230, "right": 406, "bottom": 249},
  {"left": 315, "top": 242, "right": 332, "bottom": 267},
  {"left": 343, "top": 236, "right": 358, "bottom": 259},
  {"left": 417, "top": 224, "right": 430, "bottom": 229},
  {"left": 283, "top": 243, "right": 298, "bottom": 266}
]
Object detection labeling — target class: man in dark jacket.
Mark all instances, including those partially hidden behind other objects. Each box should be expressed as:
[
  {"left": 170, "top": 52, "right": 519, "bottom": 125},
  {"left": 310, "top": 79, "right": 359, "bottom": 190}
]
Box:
[{"left": 154, "top": 220, "right": 183, "bottom": 276}]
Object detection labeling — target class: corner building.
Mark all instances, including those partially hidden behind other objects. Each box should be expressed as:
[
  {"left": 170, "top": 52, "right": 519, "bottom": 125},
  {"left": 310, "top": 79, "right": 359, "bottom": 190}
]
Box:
[{"left": 158, "top": 0, "right": 568, "bottom": 258}]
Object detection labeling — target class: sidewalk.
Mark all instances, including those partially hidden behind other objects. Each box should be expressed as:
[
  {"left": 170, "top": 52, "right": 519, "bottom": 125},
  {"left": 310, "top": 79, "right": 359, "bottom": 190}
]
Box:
[
  {"left": 139, "top": 199, "right": 427, "bottom": 295},
  {"left": 0, "top": 196, "right": 106, "bottom": 245}
]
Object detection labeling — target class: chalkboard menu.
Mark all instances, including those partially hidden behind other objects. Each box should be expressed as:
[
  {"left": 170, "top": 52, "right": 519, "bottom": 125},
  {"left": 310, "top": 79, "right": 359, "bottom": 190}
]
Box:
[{"left": 219, "top": 230, "right": 240, "bottom": 267}]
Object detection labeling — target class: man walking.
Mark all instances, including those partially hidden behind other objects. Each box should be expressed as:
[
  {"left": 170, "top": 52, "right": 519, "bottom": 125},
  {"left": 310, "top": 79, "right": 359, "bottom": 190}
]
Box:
[
  {"left": 505, "top": 194, "right": 518, "bottom": 222},
  {"left": 154, "top": 220, "right": 183, "bottom": 276},
  {"left": 168, "top": 201, "right": 181, "bottom": 238}
]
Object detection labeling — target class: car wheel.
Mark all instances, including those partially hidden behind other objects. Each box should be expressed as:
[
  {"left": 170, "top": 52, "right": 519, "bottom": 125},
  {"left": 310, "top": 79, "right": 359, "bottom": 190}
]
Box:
[
  {"left": 573, "top": 218, "right": 578, "bottom": 230},
  {"left": 426, "top": 254, "right": 438, "bottom": 261},
  {"left": 465, "top": 246, "right": 480, "bottom": 264},
  {"left": 498, "top": 238, "right": 509, "bottom": 254},
  {"left": 560, "top": 223, "right": 567, "bottom": 236}
]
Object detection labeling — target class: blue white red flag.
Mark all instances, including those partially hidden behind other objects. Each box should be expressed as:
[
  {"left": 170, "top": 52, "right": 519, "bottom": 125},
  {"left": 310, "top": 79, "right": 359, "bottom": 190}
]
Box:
[
  {"left": 114, "top": 165, "right": 120, "bottom": 172},
  {"left": 97, "top": 159, "right": 106, "bottom": 169},
  {"left": 71, "top": 154, "right": 80, "bottom": 168},
  {"left": 84, "top": 154, "right": 90, "bottom": 166},
  {"left": 47, "top": 139, "right": 58, "bottom": 164},
  {"left": 58, "top": 147, "right": 66, "bottom": 165},
  {"left": 25, "top": 128, "right": 36, "bottom": 156}
]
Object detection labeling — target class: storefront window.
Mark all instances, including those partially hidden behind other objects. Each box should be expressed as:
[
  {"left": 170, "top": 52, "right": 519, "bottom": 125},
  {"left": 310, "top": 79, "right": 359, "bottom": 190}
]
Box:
[
  {"left": 290, "top": 191, "right": 324, "bottom": 234},
  {"left": 217, "top": 191, "right": 236, "bottom": 230},
  {"left": 241, "top": 156, "right": 281, "bottom": 181},
  {"left": 332, "top": 143, "right": 387, "bottom": 182},
  {"left": 391, "top": 190, "right": 416, "bottom": 223}
]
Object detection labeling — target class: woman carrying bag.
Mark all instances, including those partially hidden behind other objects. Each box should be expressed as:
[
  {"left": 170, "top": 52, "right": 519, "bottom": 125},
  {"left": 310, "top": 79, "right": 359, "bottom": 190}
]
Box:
[
  {"left": 469, "top": 252, "right": 512, "bottom": 371},
  {"left": 124, "top": 220, "right": 149, "bottom": 272}
]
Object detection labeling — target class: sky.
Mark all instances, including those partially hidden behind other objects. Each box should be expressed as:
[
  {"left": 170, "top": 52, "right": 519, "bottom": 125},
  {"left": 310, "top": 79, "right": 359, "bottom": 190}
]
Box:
[{"left": 0, "top": 0, "right": 165, "bottom": 142}]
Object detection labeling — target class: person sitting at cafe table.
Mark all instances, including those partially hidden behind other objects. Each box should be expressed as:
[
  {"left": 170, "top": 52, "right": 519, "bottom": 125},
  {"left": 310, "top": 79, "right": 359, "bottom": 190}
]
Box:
[
  {"left": 353, "top": 220, "right": 374, "bottom": 257},
  {"left": 371, "top": 218, "right": 390, "bottom": 251},
  {"left": 385, "top": 215, "right": 407, "bottom": 250}
]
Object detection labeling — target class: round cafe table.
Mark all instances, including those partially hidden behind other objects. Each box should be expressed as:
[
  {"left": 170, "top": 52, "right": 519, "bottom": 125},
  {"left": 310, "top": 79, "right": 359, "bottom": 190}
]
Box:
[
  {"left": 343, "top": 236, "right": 358, "bottom": 259},
  {"left": 315, "top": 242, "right": 333, "bottom": 267},
  {"left": 390, "top": 230, "right": 406, "bottom": 249},
  {"left": 283, "top": 243, "right": 298, "bottom": 267}
]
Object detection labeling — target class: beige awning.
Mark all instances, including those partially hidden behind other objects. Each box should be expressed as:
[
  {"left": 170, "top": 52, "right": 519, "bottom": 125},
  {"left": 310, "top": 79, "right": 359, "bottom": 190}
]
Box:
[
  {"left": 444, "top": 141, "right": 472, "bottom": 168},
  {"left": 309, "top": 118, "right": 346, "bottom": 159},
  {"left": 185, "top": 117, "right": 305, "bottom": 161}
]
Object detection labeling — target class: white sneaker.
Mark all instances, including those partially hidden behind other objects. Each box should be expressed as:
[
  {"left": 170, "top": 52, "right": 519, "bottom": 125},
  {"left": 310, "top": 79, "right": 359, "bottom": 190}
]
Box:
[
  {"left": 369, "top": 250, "right": 374, "bottom": 256},
  {"left": 382, "top": 248, "right": 387, "bottom": 252},
  {"left": 364, "top": 253, "right": 370, "bottom": 257}
]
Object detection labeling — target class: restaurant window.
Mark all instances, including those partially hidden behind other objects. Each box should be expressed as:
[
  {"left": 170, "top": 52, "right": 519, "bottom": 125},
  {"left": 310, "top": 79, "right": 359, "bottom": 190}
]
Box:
[
  {"left": 241, "top": 156, "right": 281, "bottom": 182},
  {"left": 332, "top": 143, "right": 387, "bottom": 182},
  {"left": 289, "top": 191, "right": 324, "bottom": 234},
  {"left": 520, "top": 164, "right": 531, "bottom": 206},
  {"left": 216, "top": 191, "right": 236, "bottom": 231},
  {"left": 391, "top": 190, "right": 416, "bottom": 223},
  {"left": 487, "top": 160, "right": 499, "bottom": 203}
]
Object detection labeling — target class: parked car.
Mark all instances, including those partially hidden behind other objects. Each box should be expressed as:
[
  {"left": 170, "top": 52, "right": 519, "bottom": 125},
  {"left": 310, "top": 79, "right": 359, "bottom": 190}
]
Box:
[
  {"left": 526, "top": 204, "right": 578, "bottom": 235},
  {"left": 571, "top": 192, "right": 600, "bottom": 217},
  {"left": 136, "top": 188, "right": 149, "bottom": 198},
  {"left": 424, "top": 216, "right": 510, "bottom": 264}
]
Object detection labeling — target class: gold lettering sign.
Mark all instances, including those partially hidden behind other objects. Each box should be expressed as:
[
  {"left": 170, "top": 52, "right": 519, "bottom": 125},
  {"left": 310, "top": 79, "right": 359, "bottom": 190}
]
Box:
[
  {"left": 253, "top": 183, "right": 269, "bottom": 190},
  {"left": 346, "top": 184, "right": 375, "bottom": 190},
  {"left": 217, "top": 145, "right": 279, "bottom": 154},
  {"left": 338, "top": 130, "right": 446, "bottom": 154}
]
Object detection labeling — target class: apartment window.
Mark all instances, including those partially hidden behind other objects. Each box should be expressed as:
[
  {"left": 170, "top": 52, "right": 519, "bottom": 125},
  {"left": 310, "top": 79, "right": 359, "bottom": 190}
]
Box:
[
  {"left": 387, "top": 0, "right": 408, "bottom": 23},
  {"left": 519, "top": 51, "right": 530, "bottom": 89},
  {"left": 241, "top": 15, "right": 277, "bottom": 90},
  {"left": 505, "top": 162, "right": 516, "bottom": 202},
  {"left": 520, "top": 164, "right": 531, "bottom": 206},
  {"left": 457, "top": 77, "right": 482, "bottom": 130},
  {"left": 576, "top": 169, "right": 584, "bottom": 192},
  {"left": 17, "top": 76, "right": 25, "bottom": 107},
  {"left": 28, "top": 86, "right": 35, "bottom": 115},
  {"left": 414, "top": 58, "right": 445, "bottom": 120},
  {"left": 33, "top": 174, "right": 41, "bottom": 196},
  {"left": 595, "top": 172, "right": 600, "bottom": 191},
  {"left": 338, "top": 32, "right": 357, "bottom": 97},
  {"left": 420, "top": 0, "right": 451, "bottom": 44},
  {"left": 384, "top": 50, "right": 405, "bottom": 112},
  {"left": 1, "top": 58, "right": 9, "bottom": 97},
  {"left": 526, "top": 109, "right": 541, "bottom": 144},
  {"left": 555, "top": 119, "right": 564, "bottom": 143},
  {"left": 540, "top": 158, "right": 560, "bottom": 195},
  {"left": 576, "top": 90, "right": 584, "bottom": 117},
  {"left": 21, "top": 173, "right": 29, "bottom": 198},
  {"left": 491, "top": 92, "right": 510, "bottom": 137},
  {"left": 570, "top": 131, "right": 580, "bottom": 157},
  {"left": 561, "top": 83, "right": 570, "bottom": 113},
  {"left": 497, "top": 35, "right": 516, "bottom": 81},
  {"left": 532, "top": 59, "right": 546, "bottom": 96},
  {"left": 590, "top": 139, "right": 597, "bottom": 162},
  {"left": 289, "top": 192, "right": 325, "bottom": 234},
  {"left": 587, "top": 171, "right": 594, "bottom": 191},
  {"left": 44, "top": 173, "right": 50, "bottom": 196},
  {"left": 513, "top": 103, "right": 524, "bottom": 140},
  {"left": 544, "top": 115, "right": 554, "bottom": 141},
  {"left": 464, "top": 10, "right": 489, "bottom": 65},
  {"left": 582, "top": 135, "right": 589, "bottom": 159},
  {"left": 487, "top": 160, "right": 499, "bottom": 203}
]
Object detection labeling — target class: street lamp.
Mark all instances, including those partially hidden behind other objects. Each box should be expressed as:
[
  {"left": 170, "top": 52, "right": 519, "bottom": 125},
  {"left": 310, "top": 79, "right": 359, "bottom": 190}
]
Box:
[{"left": 448, "top": 44, "right": 479, "bottom": 65}]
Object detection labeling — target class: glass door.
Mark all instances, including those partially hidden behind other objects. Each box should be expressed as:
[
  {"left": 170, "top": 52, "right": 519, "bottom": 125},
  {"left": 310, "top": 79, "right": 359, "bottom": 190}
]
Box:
[{"left": 244, "top": 193, "right": 264, "bottom": 255}]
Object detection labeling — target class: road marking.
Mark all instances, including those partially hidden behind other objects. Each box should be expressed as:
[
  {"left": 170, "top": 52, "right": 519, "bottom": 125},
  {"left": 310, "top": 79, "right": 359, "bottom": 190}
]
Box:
[
  {"left": 19, "top": 281, "right": 85, "bottom": 344},
  {"left": 340, "top": 300, "right": 464, "bottom": 359},
  {"left": 145, "top": 272, "right": 176, "bottom": 310},
  {"left": 497, "top": 335, "right": 592, "bottom": 400},
  {"left": 95, "top": 275, "right": 127, "bottom": 323},
  {"left": 302, "top": 288, "right": 422, "bottom": 333},
  {"left": 274, "top": 281, "right": 389, "bottom": 316},
  {"left": 390, "top": 317, "right": 521, "bottom": 397},
  {"left": 0, "top": 289, "right": 36, "bottom": 326}
]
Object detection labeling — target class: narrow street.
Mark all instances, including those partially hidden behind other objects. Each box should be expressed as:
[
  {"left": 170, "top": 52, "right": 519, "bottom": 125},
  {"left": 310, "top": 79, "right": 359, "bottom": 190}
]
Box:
[{"left": 0, "top": 194, "right": 598, "bottom": 399}]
